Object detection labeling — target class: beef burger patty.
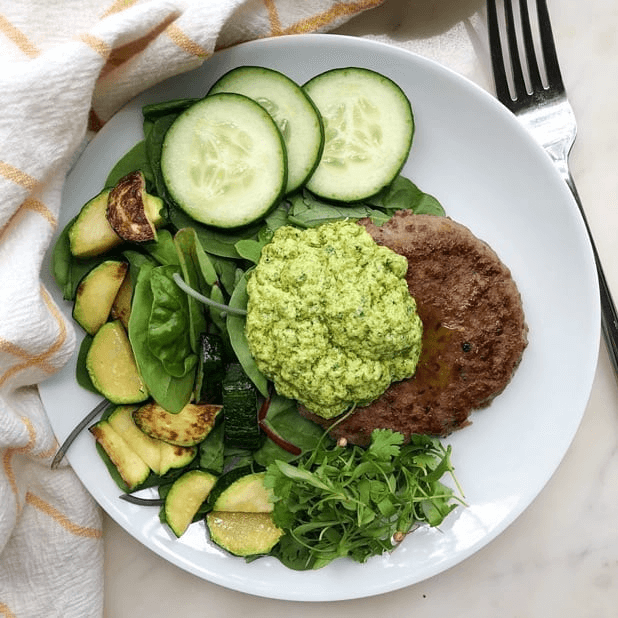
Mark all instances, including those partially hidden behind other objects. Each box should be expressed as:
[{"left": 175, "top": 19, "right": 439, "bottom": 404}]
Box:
[{"left": 299, "top": 211, "right": 528, "bottom": 446}]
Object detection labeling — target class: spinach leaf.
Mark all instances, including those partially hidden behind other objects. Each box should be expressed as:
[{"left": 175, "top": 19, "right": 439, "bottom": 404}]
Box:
[
  {"left": 122, "top": 249, "right": 157, "bottom": 289},
  {"left": 407, "top": 191, "right": 445, "bottom": 216},
  {"left": 287, "top": 190, "right": 387, "bottom": 228},
  {"left": 143, "top": 101, "right": 197, "bottom": 203},
  {"left": 148, "top": 265, "right": 198, "bottom": 378},
  {"left": 234, "top": 239, "right": 264, "bottom": 265},
  {"left": 143, "top": 117, "right": 154, "bottom": 143},
  {"left": 142, "top": 98, "right": 198, "bottom": 121},
  {"left": 173, "top": 229, "right": 210, "bottom": 353},
  {"left": 198, "top": 421, "right": 225, "bottom": 475},
  {"left": 286, "top": 176, "right": 445, "bottom": 230},
  {"left": 227, "top": 270, "right": 268, "bottom": 397},
  {"left": 145, "top": 114, "right": 178, "bottom": 202},
  {"left": 51, "top": 217, "right": 105, "bottom": 300},
  {"left": 264, "top": 201, "right": 291, "bottom": 232},
  {"left": 50, "top": 217, "right": 75, "bottom": 299},
  {"left": 253, "top": 396, "right": 327, "bottom": 466},
  {"left": 167, "top": 206, "right": 263, "bottom": 259},
  {"left": 208, "top": 283, "right": 229, "bottom": 341},
  {"left": 128, "top": 264, "right": 195, "bottom": 413},
  {"left": 105, "top": 140, "right": 154, "bottom": 189},
  {"left": 174, "top": 227, "right": 218, "bottom": 286},
  {"left": 367, "top": 175, "right": 445, "bottom": 217},
  {"left": 212, "top": 257, "right": 241, "bottom": 296},
  {"left": 222, "top": 448, "right": 256, "bottom": 474},
  {"left": 141, "top": 229, "right": 179, "bottom": 266},
  {"left": 75, "top": 334, "right": 99, "bottom": 394},
  {"left": 234, "top": 216, "right": 282, "bottom": 264}
]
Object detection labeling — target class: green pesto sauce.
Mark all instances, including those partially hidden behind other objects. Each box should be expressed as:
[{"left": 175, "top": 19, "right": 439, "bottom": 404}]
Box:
[{"left": 245, "top": 220, "right": 423, "bottom": 419}]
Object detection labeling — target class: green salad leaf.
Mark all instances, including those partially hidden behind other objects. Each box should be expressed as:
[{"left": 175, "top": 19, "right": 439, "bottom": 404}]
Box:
[
  {"left": 167, "top": 205, "right": 264, "bottom": 259},
  {"left": 253, "top": 395, "right": 328, "bottom": 466},
  {"left": 264, "top": 429, "right": 463, "bottom": 570},
  {"left": 75, "top": 335, "right": 98, "bottom": 394},
  {"left": 142, "top": 98, "right": 199, "bottom": 122},
  {"left": 142, "top": 229, "right": 179, "bottom": 266},
  {"left": 128, "top": 262, "right": 195, "bottom": 413},
  {"left": 286, "top": 190, "right": 383, "bottom": 228},
  {"left": 144, "top": 113, "right": 181, "bottom": 202},
  {"left": 148, "top": 265, "right": 198, "bottom": 378},
  {"left": 105, "top": 140, "right": 154, "bottom": 189},
  {"left": 50, "top": 215, "right": 107, "bottom": 301},
  {"left": 198, "top": 421, "right": 226, "bottom": 475},
  {"left": 226, "top": 270, "right": 269, "bottom": 397},
  {"left": 367, "top": 175, "right": 445, "bottom": 216}
]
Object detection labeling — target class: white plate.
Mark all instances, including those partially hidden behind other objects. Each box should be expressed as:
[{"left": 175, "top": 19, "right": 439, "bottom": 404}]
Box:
[{"left": 39, "top": 34, "right": 600, "bottom": 601}]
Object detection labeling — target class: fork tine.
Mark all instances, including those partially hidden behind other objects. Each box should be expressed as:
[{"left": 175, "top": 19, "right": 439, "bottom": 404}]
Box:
[
  {"left": 502, "top": 0, "right": 528, "bottom": 99},
  {"left": 487, "top": 0, "right": 511, "bottom": 103},
  {"left": 536, "top": 0, "right": 565, "bottom": 91},
  {"left": 487, "top": 0, "right": 566, "bottom": 106},
  {"left": 518, "top": 0, "right": 543, "bottom": 92}
]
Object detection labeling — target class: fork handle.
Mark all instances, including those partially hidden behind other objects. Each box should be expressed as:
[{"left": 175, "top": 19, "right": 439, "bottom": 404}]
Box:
[{"left": 565, "top": 174, "right": 618, "bottom": 376}]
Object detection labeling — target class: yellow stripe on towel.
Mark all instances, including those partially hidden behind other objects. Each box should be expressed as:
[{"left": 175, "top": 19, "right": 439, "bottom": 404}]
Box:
[
  {"left": 264, "top": 0, "right": 283, "bottom": 36},
  {"left": 77, "top": 33, "right": 112, "bottom": 59},
  {"left": 283, "top": 0, "right": 385, "bottom": 34},
  {"left": 0, "top": 13, "right": 40, "bottom": 58},
  {"left": 0, "top": 287, "right": 69, "bottom": 388},
  {"left": 0, "top": 198, "right": 57, "bottom": 245},
  {"left": 0, "top": 161, "right": 39, "bottom": 191},
  {"left": 25, "top": 492, "right": 103, "bottom": 539},
  {"left": 0, "top": 602, "right": 18, "bottom": 618},
  {"left": 165, "top": 21, "right": 210, "bottom": 59},
  {"left": 101, "top": 0, "right": 140, "bottom": 18}
]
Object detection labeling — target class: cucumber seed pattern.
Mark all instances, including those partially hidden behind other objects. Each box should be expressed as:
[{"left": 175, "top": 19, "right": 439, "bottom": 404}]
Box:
[
  {"left": 189, "top": 121, "right": 255, "bottom": 198},
  {"left": 321, "top": 97, "right": 382, "bottom": 168},
  {"left": 255, "top": 97, "right": 291, "bottom": 141}
]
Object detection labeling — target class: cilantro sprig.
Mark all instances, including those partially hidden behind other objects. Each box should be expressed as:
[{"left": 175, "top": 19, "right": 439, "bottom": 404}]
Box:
[{"left": 264, "top": 429, "right": 464, "bottom": 570}]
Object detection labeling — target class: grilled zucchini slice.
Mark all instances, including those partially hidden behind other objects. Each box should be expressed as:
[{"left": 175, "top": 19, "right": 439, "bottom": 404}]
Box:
[{"left": 132, "top": 401, "right": 222, "bottom": 447}]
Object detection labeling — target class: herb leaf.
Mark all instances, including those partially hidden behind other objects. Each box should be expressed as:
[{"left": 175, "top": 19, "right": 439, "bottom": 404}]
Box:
[{"left": 264, "top": 429, "right": 464, "bottom": 570}]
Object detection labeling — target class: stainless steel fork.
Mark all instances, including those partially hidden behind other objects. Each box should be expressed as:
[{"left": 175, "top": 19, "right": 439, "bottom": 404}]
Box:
[{"left": 487, "top": 0, "right": 618, "bottom": 378}]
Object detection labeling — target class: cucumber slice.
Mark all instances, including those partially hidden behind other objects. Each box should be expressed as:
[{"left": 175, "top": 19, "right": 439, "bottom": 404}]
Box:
[
  {"left": 161, "top": 93, "right": 287, "bottom": 229},
  {"left": 303, "top": 67, "right": 414, "bottom": 202},
  {"left": 208, "top": 66, "right": 324, "bottom": 195}
]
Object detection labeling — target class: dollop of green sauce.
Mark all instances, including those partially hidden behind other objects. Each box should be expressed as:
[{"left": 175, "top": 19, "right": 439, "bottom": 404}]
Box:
[{"left": 245, "top": 220, "right": 423, "bottom": 419}]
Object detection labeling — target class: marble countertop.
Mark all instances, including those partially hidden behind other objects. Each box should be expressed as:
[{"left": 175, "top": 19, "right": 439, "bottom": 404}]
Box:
[{"left": 102, "top": 1, "right": 618, "bottom": 615}]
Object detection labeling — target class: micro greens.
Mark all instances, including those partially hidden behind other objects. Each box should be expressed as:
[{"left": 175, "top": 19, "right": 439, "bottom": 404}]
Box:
[{"left": 264, "top": 429, "right": 464, "bottom": 570}]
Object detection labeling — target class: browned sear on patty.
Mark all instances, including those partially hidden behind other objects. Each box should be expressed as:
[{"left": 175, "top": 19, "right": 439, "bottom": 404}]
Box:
[{"left": 299, "top": 211, "right": 528, "bottom": 446}]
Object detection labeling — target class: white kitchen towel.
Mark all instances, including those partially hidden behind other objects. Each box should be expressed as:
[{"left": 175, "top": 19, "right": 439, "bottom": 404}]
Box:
[{"left": 0, "top": 2, "right": 383, "bottom": 616}]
